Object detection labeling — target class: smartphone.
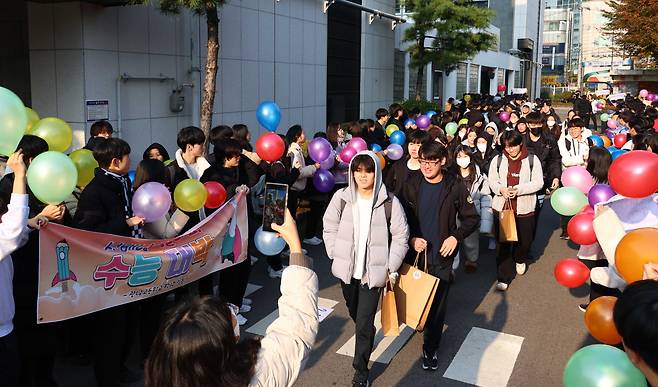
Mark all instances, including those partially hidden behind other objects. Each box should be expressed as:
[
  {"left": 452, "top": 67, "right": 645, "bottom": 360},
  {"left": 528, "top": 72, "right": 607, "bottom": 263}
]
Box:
[{"left": 262, "top": 183, "right": 288, "bottom": 232}]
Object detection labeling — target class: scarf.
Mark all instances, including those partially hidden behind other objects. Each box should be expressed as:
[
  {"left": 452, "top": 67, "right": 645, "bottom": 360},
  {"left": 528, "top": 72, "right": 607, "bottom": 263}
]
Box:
[{"left": 102, "top": 169, "right": 143, "bottom": 238}]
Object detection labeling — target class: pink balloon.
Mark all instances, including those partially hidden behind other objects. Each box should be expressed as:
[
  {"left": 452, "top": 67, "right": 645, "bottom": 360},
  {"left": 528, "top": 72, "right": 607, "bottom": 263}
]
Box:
[
  {"left": 561, "top": 166, "right": 593, "bottom": 194},
  {"left": 348, "top": 137, "right": 368, "bottom": 153},
  {"left": 339, "top": 146, "right": 357, "bottom": 163},
  {"left": 607, "top": 119, "right": 618, "bottom": 129},
  {"left": 132, "top": 182, "right": 172, "bottom": 223},
  {"left": 639, "top": 89, "right": 649, "bottom": 98},
  {"left": 499, "top": 111, "right": 510, "bottom": 122}
]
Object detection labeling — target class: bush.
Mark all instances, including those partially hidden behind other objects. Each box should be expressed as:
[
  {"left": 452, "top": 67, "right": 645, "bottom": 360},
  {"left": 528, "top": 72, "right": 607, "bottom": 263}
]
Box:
[
  {"left": 399, "top": 99, "right": 440, "bottom": 114},
  {"left": 551, "top": 91, "right": 573, "bottom": 103}
]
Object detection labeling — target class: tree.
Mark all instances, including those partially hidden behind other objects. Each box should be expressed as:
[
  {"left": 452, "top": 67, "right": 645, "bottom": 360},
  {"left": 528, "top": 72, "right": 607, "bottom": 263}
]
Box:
[
  {"left": 132, "top": 0, "right": 224, "bottom": 148},
  {"left": 603, "top": 0, "right": 658, "bottom": 67},
  {"left": 402, "top": 0, "right": 496, "bottom": 100}
]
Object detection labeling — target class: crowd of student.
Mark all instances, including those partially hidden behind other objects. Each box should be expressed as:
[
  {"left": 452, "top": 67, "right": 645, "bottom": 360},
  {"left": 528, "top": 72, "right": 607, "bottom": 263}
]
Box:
[{"left": 0, "top": 89, "right": 657, "bottom": 387}]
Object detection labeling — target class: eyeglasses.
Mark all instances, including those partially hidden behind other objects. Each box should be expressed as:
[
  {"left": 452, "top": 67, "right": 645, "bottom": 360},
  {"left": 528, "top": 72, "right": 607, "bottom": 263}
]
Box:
[{"left": 419, "top": 159, "right": 441, "bottom": 166}]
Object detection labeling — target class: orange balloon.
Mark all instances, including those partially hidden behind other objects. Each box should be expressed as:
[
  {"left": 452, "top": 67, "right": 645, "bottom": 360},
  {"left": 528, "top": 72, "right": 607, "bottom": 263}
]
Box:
[
  {"left": 376, "top": 152, "right": 386, "bottom": 169},
  {"left": 615, "top": 228, "right": 658, "bottom": 284},
  {"left": 584, "top": 296, "right": 622, "bottom": 345},
  {"left": 602, "top": 136, "right": 612, "bottom": 147}
]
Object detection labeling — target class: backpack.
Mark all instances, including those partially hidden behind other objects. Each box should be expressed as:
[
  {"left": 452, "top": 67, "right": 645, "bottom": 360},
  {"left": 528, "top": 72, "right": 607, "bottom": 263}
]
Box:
[
  {"left": 564, "top": 137, "right": 594, "bottom": 151},
  {"left": 337, "top": 188, "right": 394, "bottom": 242},
  {"left": 496, "top": 152, "right": 534, "bottom": 176}
]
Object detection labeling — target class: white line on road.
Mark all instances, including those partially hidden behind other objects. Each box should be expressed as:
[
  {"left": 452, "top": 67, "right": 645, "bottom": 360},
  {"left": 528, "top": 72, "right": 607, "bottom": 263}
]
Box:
[{"left": 246, "top": 298, "right": 339, "bottom": 336}]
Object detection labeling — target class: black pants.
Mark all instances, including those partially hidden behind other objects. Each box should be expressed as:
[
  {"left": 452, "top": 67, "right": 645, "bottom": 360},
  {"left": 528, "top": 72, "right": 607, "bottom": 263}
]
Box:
[
  {"left": 341, "top": 279, "right": 381, "bottom": 382},
  {"left": 13, "top": 309, "right": 57, "bottom": 387},
  {"left": 287, "top": 189, "right": 300, "bottom": 220},
  {"left": 0, "top": 331, "right": 20, "bottom": 387},
  {"left": 494, "top": 214, "right": 535, "bottom": 284},
  {"left": 304, "top": 195, "right": 328, "bottom": 239},
  {"left": 423, "top": 268, "right": 452, "bottom": 355},
  {"left": 578, "top": 259, "right": 622, "bottom": 302},
  {"left": 219, "top": 258, "right": 251, "bottom": 307},
  {"left": 561, "top": 215, "right": 572, "bottom": 234},
  {"left": 139, "top": 294, "right": 167, "bottom": 361},
  {"left": 91, "top": 305, "right": 131, "bottom": 387}
]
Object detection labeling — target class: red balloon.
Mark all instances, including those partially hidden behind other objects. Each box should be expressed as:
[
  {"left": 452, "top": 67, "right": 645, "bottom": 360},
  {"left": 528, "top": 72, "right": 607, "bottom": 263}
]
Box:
[
  {"left": 256, "top": 132, "right": 285, "bottom": 162},
  {"left": 613, "top": 133, "right": 627, "bottom": 149},
  {"left": 204, "top": 181, "right": 227, "bottom": 209},
  {"left": 608, "top": 150, "right": 658, "bottom": 198},
  {"left": 497, "top": 84, "right": 507, "bottom": 92},
  {"left": 567, "top": 212, "right": 597, "bottom": 245},
  {"left": 554, "top": 259, "right": 590, "bottom": 288}
]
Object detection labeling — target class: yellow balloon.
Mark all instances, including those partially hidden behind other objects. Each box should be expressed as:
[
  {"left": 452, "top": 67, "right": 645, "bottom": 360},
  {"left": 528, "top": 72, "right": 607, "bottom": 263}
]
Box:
[
  {"left": 464, "top": 95, "right": 472, "bottom": 102},
  {"left": 174, "top": 179, "right": 208, "bottom": 212},
  {"left": 25, "top": 107, "right": 40, "bottom": 134},
  {"left": 386, "top": 124, "right": 398, "bottom": 137},
  {"left": 459, "top": 118, "right": 469, "bottom": 126},
  {"left": 69, "top": 149, "right": 98, "bottom": 188},
  {"left": 31, "top": 117, "right": 73, "bottom": 152}
]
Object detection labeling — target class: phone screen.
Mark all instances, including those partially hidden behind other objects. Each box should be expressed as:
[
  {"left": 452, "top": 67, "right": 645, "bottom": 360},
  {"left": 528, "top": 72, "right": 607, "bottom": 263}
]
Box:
[{"left": 262, "top": 183, "right": 288, "bottom": 232}]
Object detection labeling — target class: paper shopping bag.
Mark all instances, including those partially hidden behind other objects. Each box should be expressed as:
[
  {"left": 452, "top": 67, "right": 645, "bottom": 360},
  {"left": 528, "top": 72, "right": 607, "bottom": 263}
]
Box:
[
  {"left": 394, "top": 250, "right": 439, "bottom": 332},
  {"left": 381, "top": 278, "right": 399, "bottom": 337},
  {"left": 498, "top": 199, "right": 518, "bottom": 242}
]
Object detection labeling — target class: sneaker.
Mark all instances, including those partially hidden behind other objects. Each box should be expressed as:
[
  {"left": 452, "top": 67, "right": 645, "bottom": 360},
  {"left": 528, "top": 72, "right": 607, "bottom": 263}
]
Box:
[
  {"left": 578, "top": 303, "right": 589, "bottom": 312},
  {"left": 267, "top": 265, "right": 287, "bottom": 278},
  {"left": 516, "top": 263, "right": 527, "bottom": 275},
  {"left": 352, "top": 381, "right": 370, "bottom": 387},
  {"left": 495, "top": 282, "right": 509, "bottom": 291},
  {"left": 303, "top": 236, "right": 323, "bottom": 246},
  {"left": 242, "top": 297, "right": 252, "bottom": 306},
  {"left": 464, "top": 261, "right": 478, "bottom": 273},
  {"left": 488, "top": 238, "right": 497, "bottom": 250},
  {"left": 250, "top": 256, "right": 258, "bottom": 265},
  {"left": 236, "top": 314, "right": 248, "bottom": 326},
  {"left": 422, "top": 350, "right": 439, "bottom": 371},
  {"left": 560, "top": 231, "right": 570, "bottom": 240},
  {"left": 239, "top": 304, "right": 251, "bottom": 314}
]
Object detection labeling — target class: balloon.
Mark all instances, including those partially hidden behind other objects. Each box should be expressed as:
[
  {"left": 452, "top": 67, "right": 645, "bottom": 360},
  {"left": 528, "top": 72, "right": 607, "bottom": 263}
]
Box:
[
  {"left": 25, "top": 107, "right": 40, "bottom": 134},
  {"left": 69, "top": 148, "right": 98, "bottom": 187},
  {"left": 386, "top": 144, "right": 404, "bottom": 160},
  {"left": 599, "top": 113, "right": 609, "bottom": 122},
  {"left": 174, "top": 179, "right": 208, "bottom": 212},
  {"left": 254, "top": 226, "right": 286, "bottom": 256},
  {"left": 339, "top": 146, "right": 357, "bottom": 163},
  {"left": 647, "top": 94, "right": 656, "bottom": 102},
  {"left": 561, "top": 166, "right": 593, "bottom": 194},
  {"left": 567, "top": 213, "right": 597, "bottom": 245},
  {"left": 308, "top": 137, "right": 333, "bottom": 163},
  {"left": 615, "top": 228, "right": 658, "bottom": 284},
  {"left": 376, "top": 152, "right": 386, "bottom": 169},
  {"left": 463, "top": 95, "right": 472, "bottom": 102},
  {"left": 445, "top": 122, "right": 458, "bottom": 136},
  {"left": 497, "top": 84, "right": 507, "bottom": 92},
  {"left": 370, "top": 144, "right": 382, "bottom": 152},
  {"left": 347, "top": 137, "right": 368, "bottom": 153},
  {"left": 589, "top": 135, "right": 604, "bottom": 147},
  {"left": 613, "top": 133, "right": 627, "bottom": 148},
  {"left": 31, "top": 117, "right": 73, "bottom": 152},
  {"left": 587, "top": 184, "right": 615, "bottom": 207},
  {"left": 563, "top": 344, "right": 647, "bottom": 387},
  {"left": 611, "top": 149, "right": 627, "bottom": 161},
  {"left": 551, "top": 187, "right": 589, "bottom": 216},
  {"left": 584, "top": 297, "right": 622, "bottom": 345},
  {"left": 385, "top": 124, "right": 399, "bottom": 137},
  {"left": 132, "top": 182, "right": 172, "bottom": 223},
  {"left": 255, "top": 132, "right": 285, "bottom": 162},
  {"left": 204, "top": 181, "right": 227, "bottom": 209},
  {"left": 639, "top": 89, "right": 649, "bottom": 98},
  {"left": 596, "top": 102, "right": 604, "bottom": 109},
  {"left": 607, "top": 119, "right": 618, "bottom": 129},
  {"left": 499, "top": 112, "right": 510, "bottom": 122},
  {"left": 389, "top": 130, "right": 406, "bottom": 145},
  {"left": 26, "top": 151, "right": 77, "bottom": 205},
  {"left": 127, "top": 170, "right": 136, "bottom": 183},
  {"left": 256, "top": 101, "right": 281, "bottom": 132},
  {"left": 458, "top": 118, "right": 469, "bottom": 126},
  {"left": 416, "top": 115, "right": 430, "bottom": 129},
  {"left": 0, "top": 87, "right": 28, "bottom": 156},
  {"left": 426, "top": 110, "right": 437, "bottom": 118},
  {"left": 313, "top": 169, "right": 335, "bottom": 193},
  {"left": 601, "top": 135, "right": 612, "bottom": 147},
  {"left": 608, "top": 150, "right": 658, "bottom": 198},
  {"left": 319, "top": 150, "right": 336, "bottom": 169},
  {"left": 164, "top": 159, "right": 174, "bottom": 166},
  {"left": 554, "top": 259, "right": 590, "bottom": 288}
]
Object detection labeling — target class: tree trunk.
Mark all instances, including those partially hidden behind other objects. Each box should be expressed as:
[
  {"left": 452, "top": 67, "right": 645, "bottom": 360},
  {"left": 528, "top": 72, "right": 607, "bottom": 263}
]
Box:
[
  {"left": 201, "top": 2, "right": 219, "bottom": 153},
  {"left": 415, "top": 65, "right": 424, "bottom": 101},
  {"left": 415, "top": 39, "right": 424, "bottom": 101}
]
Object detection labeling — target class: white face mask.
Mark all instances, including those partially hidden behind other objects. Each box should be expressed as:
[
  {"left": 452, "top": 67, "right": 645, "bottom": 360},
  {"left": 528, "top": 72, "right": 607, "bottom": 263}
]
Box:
[
  {"left": 477, "top": 143, "right": 487, "bottom": 153},
  {"left": 547, "top": 120, "right": 556, "bottom": 127},
  {"left": 456, "top": 156, "right": 471, "bottom": 169}
]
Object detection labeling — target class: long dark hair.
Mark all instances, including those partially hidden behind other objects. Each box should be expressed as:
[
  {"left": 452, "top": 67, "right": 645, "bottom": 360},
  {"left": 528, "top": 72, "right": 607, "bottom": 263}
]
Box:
[
  {"left": 326, "top": 122, "right": 341, "bottom": 145},
  {"left": 232, "top": 124, "right": 252, "bottom": 151},
  {"left": 454, "top": 144, "right": 477, "bottom": 177},
  {"left": 145, "top": 296, "right": 260, "bottom": 387},
  {"left": 134, "top": 159, "right": 168, "bottom": 189},
  {"left": 285, "top": 125, "right": 304, "bottom": 145},
  {"left": 586, "top": 146, "right": 612, "bottom": 184}
]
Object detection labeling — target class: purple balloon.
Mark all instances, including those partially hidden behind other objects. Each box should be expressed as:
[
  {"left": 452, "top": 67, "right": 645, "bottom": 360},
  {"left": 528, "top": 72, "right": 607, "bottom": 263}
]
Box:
[
  {"left": 499, "top": 111, "right": 510, "bottom": 122},
  {"left": 416, "top": 115, "right": 430, "bottom": 129},
  {"left": 587, "top": 183, "right": 616, "bottom": 207},
  {"left": 319, "top": 150, "right": 336, "bottom": 169},
  {"left": 386, "top": 144, "right": 404, "bottom": 160},
  {"left": 313, "top": 169, "right": 336, "bottom": 193},
  {"left": 308, "top": 137, "right": 333, "bottom": 163},
  {"left": 348, "top": 137, "right": 368, "bottom": 153},
  {"left": 132, "top": 182, "right": 172, "bottom": 223}
]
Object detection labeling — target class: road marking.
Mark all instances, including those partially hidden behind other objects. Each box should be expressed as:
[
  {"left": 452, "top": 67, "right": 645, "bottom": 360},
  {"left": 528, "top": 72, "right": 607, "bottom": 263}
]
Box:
[
  {"left": 443, "top": 327, "right": 524, "bottom": 387},
  {"left": 335, "top": 310, "right": 415, "bottom": 365},
  {"left": 246, "top": 298, "right": 339, "bottom": 336},
  {"left": 244, "top": 283, "right": 262, "bottom": 297}
]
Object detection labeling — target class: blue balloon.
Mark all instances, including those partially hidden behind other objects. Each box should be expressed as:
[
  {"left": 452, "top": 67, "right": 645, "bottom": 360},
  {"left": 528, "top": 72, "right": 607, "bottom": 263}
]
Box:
[
  {"left": 607, "top": 146, "right": 617, "bottom": 154},
  {"left": 611, "top": 149, "right": 627, "bottom": 160},
  {"left": 589, "top": 135, "right": 604, "bottom": 147},
  {"left": 426, "top": 110, "right": 437, "bottom": 118},
  {"left": 404, "top": 118, "right": 416, "bottom": 127},
  {"left": 254, "top": 226, "right": 286, "bottom": 255},
  {"left": 127, "top": 170, "right": 136, "bottom": 183},
  {"left": 390, "top": 130, "right": 406, "bottom": 145},
  {"left": 256, "top": 101, "right": 281, "bottom": 132},
  {"left": 370, "top": 143, "right": 382, "bottom": 152}
]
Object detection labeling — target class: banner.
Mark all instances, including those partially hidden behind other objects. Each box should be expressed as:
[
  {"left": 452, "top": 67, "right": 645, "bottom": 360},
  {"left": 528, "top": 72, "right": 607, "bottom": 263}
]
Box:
[{"left": 37, "top": 192, "right": 248, "bottom": 324}]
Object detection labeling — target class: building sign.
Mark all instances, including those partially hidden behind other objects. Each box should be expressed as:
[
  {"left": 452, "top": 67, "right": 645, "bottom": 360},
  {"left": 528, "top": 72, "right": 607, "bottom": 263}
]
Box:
[{"left": 85, "top": 100, "right": 109, "bottom": 122}]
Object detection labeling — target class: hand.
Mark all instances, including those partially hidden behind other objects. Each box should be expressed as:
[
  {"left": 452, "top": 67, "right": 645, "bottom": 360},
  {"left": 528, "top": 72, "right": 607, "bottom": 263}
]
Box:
[
  {"left": 388, "top": 272, "right": 399, "bottom": 287},
  {"left": 235, "top": 185, "right": 249, "bottom": 194},
  {"left": 314, "top": 163, "right": 321, "bottom": 169},
  {"left": 28, "top": 215, "right": 49, "bottom": 229},
  {"left": 508, "top": 187, "right": 518, "bottom": 199},
  {"left": 126, "top": 216, "right": 145, "bottom": 227},
  {"left": 40, "top": 204, "right": 65, "bottom": 222},
  {"left": 293, "top": 159, "right": 302, "bottom": 169},
  {"left": 439, "top": 236, "right": 458, "bottom": 257},
  {"left": 270, "top": 209, "right": 302, "bottom": 254},
  {"left": 500, "top": 187, "right": 512, "bottom": 199},
  {"left": 7, "top": 150, "right": 26, "bottom": 177},
  {"left": 642, "top": 263, "right": 658, "bottom": 281},
  {"left": 411, "top": 237, "right": 427, "bottom": 253},
  {"left": 550, "top": 178, "right": 560, "bottom": 191}
]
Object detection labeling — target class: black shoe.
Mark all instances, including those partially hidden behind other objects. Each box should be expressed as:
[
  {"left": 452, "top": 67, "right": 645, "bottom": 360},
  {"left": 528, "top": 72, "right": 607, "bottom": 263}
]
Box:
[
  {"left": 560, "top": 231, "right": 570, "bottom": 240},
  {"left": 578, "top": 303, "right": 589, "bottom": 312},
  {"left": 422, "top": 350, "right": 439, "bottom": 371},
  {"left": 352, "top": 381, "right": 370, "bottom": 387}
]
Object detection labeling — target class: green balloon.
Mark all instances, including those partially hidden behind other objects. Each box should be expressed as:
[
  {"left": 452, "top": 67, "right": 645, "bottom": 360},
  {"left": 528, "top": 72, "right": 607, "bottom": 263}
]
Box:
[
  {"left": 0, "top": 87, "right": 28, "bottom": 156},
  {"left": 600, "top": 113, "right": 610, "bottom": 122},
  {"left": 27, "top": 151, "right": 78, "bottom": 205},
  {"left": 551, "top": 186, "right": 588, "bottom": 216},
  {"left": 445, "top": 122, "right": 458, "bottom": 136},
  {"left": 564, "top": 344, "right": 647, "bottom": 387},
  {"left": 174, "top": 178, "right": 207, "bottom": 212}
]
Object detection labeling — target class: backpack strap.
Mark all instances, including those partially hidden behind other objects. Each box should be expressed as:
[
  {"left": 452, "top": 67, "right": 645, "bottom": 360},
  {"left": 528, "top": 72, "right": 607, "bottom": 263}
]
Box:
[
  {"left": 497, "top": 153, "right": 534, "bottom": 176},
  {"left": 339, "top": 189, "right": 394, "bottom": 243}
]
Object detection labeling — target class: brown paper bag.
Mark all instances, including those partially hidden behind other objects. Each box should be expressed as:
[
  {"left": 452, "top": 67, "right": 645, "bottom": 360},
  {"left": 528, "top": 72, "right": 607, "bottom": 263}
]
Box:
[
  {"left": 381, "top": 278, "right": 399, "bottom": 337},
  {"left": 498, "top": 199, "right": 518, "bottom": 242},
  {"left": 394, "top": 250, "right": 439, "bottom": 332}
]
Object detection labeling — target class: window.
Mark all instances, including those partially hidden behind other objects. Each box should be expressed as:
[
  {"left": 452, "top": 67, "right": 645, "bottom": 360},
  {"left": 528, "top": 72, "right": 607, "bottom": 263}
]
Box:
[
  {"left": 455, "top": 63, "right": 467, "bottom": 97},
  {"left": 469, "top": 64, "right": 479, "bottom": 93}
]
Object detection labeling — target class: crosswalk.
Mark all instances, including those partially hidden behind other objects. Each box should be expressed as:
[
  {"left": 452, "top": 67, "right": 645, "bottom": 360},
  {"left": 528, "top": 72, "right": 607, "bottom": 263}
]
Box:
[{"left": 246, "top": 297, "right": 339, "bottom": 336}]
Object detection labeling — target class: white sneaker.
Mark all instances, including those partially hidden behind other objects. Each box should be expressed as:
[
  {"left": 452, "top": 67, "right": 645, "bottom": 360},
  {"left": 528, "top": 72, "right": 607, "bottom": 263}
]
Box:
[
  {"left": 516, "top": 263, "right": 527, "bottom": 275},
  {"left": 488, "top": 238, "right": 496, "bottom": 250},
  {"left": 236, "top": 314, "right": 248, "bottom": 326},
  {"left": 239, "top": 304, "right": 251, "bottom": 314},
  {"left": 496, "top": 282, "right": 509, "bottom": 291},
  {"left": 242, "top": 297, "right": 252, "bottom": 306},
  {"left": 303, "top": 236, "right": 323, "bottom": 246},
  {"left": 250, "top": 256, "right": 258, "bottom": 265},
  {"left": 268, "top": 266, "right": 284, "bottom": 278}
]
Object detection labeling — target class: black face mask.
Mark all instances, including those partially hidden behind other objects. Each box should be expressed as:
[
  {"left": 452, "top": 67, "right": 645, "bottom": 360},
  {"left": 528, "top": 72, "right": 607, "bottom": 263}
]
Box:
[{"left": 530, "top": 126, "right": 542, "bottom": 136}]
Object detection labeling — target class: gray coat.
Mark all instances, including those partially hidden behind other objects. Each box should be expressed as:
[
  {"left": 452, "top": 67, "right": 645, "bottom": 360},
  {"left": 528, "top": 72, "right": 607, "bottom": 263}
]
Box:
[{"left": 323, "top": 151, "right": 410, "bottom": 289}]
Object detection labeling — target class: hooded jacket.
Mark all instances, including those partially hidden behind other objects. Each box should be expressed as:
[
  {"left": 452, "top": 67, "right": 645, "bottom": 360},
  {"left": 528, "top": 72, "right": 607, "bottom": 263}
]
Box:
[
  {"left": 322, "top": 151, "right": 409, "bottom": 288},
  {"left": 473, "top": 132, "right": 498, "bottom": 174}
]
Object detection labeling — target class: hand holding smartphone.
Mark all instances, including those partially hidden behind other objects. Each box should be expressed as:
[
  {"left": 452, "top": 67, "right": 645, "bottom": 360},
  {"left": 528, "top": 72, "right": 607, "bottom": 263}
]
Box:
[{"left": 262, "top": 183, "right": 288, "bottom": 232}]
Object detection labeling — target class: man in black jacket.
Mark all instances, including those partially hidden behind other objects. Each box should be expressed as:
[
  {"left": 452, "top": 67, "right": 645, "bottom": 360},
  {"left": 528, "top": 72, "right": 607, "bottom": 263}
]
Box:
[
  {"left": 400, "top": 142, "right": 480, "bottom": 372},
  {"left": 525, "top": 112, "right": 562, "bottom": 199}
]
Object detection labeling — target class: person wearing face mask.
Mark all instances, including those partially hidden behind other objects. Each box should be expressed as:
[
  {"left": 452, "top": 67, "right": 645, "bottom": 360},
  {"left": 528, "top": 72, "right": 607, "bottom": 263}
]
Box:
[
  {"left": 473, "top": 132, "right": 498, "bottom": 177},
  {"left": 545, "top": 114, "right": 562, "bottom": 141}
]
